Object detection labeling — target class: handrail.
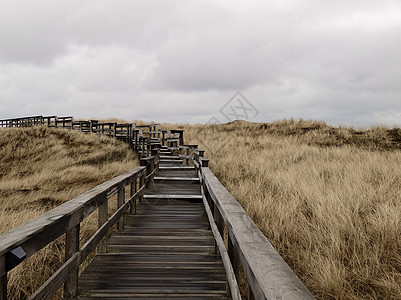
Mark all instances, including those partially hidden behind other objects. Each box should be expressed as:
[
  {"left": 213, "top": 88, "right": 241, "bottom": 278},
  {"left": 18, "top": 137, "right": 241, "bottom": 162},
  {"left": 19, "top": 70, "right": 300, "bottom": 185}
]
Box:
[
  {"left": 202, "top": 168, "right": 315, "bottom": 299},
  {"left": 184, "top": 145, "right": 315, "bottom": 300},
  {"left": 0, "top": 167, "right": 143, "bottom": 258},
  {"left": 201, "top": 187, "right": 241, "bottom": 300},
  {"left": 0, "top": 156, "right": 160, "bottom": 299}
]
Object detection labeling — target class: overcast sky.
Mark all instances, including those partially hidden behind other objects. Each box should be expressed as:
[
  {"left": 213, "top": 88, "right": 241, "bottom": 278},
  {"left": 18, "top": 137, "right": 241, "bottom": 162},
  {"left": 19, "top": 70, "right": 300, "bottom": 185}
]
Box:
[{"left": 1, "top": 0, "right": 400, "bottom": 127}]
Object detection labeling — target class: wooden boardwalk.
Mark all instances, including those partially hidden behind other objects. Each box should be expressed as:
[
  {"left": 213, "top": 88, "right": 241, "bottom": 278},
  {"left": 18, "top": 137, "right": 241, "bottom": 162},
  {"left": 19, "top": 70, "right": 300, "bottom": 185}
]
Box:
[
  {"left": 77, "top": 147, "right": 227, "bottom": 299},
  {"left": 0, "top": 115, "right": 315, "bottom": 300}
]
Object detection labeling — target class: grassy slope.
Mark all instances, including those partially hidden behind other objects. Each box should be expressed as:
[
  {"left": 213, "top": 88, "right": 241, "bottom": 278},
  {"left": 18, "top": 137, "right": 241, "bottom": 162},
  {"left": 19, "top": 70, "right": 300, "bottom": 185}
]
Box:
[
  {"left": 174, "top": 119, "right": 401, "bottom": 300},
  {"left": 0, "top": 127, "right": 138, "bottom": 299}
]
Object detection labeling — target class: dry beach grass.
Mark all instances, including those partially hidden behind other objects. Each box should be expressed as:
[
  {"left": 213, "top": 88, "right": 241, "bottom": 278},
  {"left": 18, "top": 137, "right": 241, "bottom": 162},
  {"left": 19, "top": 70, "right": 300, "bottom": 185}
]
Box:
[
  {"left": 0, "top": 126, "right": 138, "bottom": 299},
  {"left": 1, "top": 119, "right": 401, "bottom": 299},
  {"left": 177, "top": 119, "right": 401, "bottom": 299}
]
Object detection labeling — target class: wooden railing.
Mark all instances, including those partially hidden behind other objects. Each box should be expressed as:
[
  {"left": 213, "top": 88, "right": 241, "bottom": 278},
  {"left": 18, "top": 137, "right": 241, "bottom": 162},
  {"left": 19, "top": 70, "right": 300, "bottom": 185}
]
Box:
[
  {"left": 0, "top": 115, "right": 165, "bottom": 299},
  {"left": 180, "top": 144, "right": 315, "bottom": 300},
  {"left": 0, "top": 115, "right": 184, "bottom": 151},
  {"left": 0, "top": 157, "right": 161, "bottom": 300}
]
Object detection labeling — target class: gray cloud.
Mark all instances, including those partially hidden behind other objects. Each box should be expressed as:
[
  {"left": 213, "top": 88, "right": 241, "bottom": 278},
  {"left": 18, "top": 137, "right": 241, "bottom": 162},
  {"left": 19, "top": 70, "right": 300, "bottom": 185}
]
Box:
[{"left": 0, "top": 0, "right": 400, "bottom": 127}]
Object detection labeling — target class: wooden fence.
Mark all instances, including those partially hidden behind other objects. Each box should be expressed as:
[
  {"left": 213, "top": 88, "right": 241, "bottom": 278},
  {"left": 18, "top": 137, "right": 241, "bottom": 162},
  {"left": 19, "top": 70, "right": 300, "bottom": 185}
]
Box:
[
  {"left": 0, "top": 115, "right": 314, "bottom": 299},
  {"left": 0, "top": 115, "right": 183, "bottom": 153}
]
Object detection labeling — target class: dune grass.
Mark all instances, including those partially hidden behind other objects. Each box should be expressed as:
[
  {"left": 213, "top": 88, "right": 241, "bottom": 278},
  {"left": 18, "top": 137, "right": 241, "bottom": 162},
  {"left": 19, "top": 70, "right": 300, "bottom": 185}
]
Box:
[
  {"left": 0, "top": 126, "right": 138, "bottom": 299},
  {"left": 2, "top": 119, "right": 401, "bottom": 299},
  {"left": 173, "top": 119, "right": 401, "bottom": 300}
]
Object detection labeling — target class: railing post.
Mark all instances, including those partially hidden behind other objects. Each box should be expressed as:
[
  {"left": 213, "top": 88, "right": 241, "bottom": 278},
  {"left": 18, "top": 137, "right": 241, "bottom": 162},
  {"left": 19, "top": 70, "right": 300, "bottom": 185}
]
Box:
[
  {"left": 186, "top": 148, "right": 190, "bottom": 165},
  {"left": 156, "top": 151, "right": 160, "bottom": 173},
  {"left": 98, "top": 196, "right": 108, "bottom": 254},
  {"left": 141, "top": 138, "right": 146, "bottom": 157},
  {"left": 139, "top": 173, "right": 145, "bottom": 202},
  {"left": 117, "top": 187, "right": 125, "bottom": 230},
  {"left": 228, "top": 237, "right": 239, "bottom": 275},
  {"left": 200, "top": 158, "right": 209, "bottom": 168},
  {"left": 134, "top": 129, "right": 138, "bottom": 151},
  {"left": 228, "top": 235, "right": 240, "bottom": 282},
  {"left": 0, "top": 255, "right": 6, "bottom": 300},
  {"left": 64, "top": 224, "right": 80, "bottom": 298},
  {"left": 213, "top": 203, "right": 224, "bottom": 253},
  {"left": 146, "top": 137, "right": 150, "bottom": 157},
  {"left": 141, "top": 157, "right": 154, "bottom": 188},
  {"left": 130, "top": 176, "right": 137, "bottom": 214}
]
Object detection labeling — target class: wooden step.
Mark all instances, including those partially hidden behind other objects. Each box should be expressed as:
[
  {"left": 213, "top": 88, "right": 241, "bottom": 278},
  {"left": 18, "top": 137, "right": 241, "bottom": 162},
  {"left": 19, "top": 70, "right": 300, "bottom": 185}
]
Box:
[
  {"left": 159, "top": 166, "right": 195, "bottom": 170},
  {"left": 159, "top": 159, "right": 183, "bottom": 164},
  {"left": 154, "top": 177, "right": 200, "bottom": 183},
  {"left": 160, "top": 155, "right": 181, "bottom": 159},
  {"left": 144, "top": 194, "right": 202, "bottom": 200}
]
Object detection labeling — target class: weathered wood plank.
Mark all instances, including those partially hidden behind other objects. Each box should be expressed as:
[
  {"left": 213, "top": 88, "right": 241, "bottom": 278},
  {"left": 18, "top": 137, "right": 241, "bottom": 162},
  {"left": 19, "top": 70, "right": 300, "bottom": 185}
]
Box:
[
  {"left": 0, "top": 256, "right": 6, "bottom": 300},
  {"left": 117, "top": 187, "right": 125, "bottom": 230},
  {"left": 78, "top": 154, "right": 228, "bottom": 299},
  {"left": 64, "top": 224, "right": 80, "bottom": 297},
  {"left": 97, "top": 197, "right": 108, "bottom": 254},
  {"left": 201, "top": 190, "right": 241, "bottom": 300},
  {"left": 29, "top": 252, "right": 80, "bottom": 300}
]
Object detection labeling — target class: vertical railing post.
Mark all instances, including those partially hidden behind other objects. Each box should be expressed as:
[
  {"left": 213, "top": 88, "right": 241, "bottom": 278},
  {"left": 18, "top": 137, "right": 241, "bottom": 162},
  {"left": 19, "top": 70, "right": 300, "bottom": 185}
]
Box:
[
  {"left": 64, "top": 224, "right": 80, "bottom": 298},
  {"left": 139, "top": 173, "right": 145, "bottom": 203},
  {"left": 130, "top": 176, "right": 137, "bottom": 214},
  {"left": 228, "top": 235, "right": 240, "bottom": 290},
  {"left": 97, "top": 195, "right": 108, "bottom": 254},
  {"left": 146, "top": 137, "right": 150, "bottom": 157},
  {"left": 156, "top": 151, "right": 160, "bottom": 173},
  {"left": 186, "top": 148, "right": 190, "bottom": 165},
  {"left": 117, "top": 187, "right": 125, "bottom": 230},
  {"left": 213, "top": 204, "right": 224, "bottom": 253},
  {"left": 151, "top": 157, "right": 155, "bottom": 185},
  {"left": 142, "top": 138, "right": 146, "bottom": 158},
  {"left": 141, "top": 158, "right": 153, "bottom": 188},
  {"left": 179, "top": 132, "right": 184, "bottom": 146},
  {"left": 0, "top": 255, "right": 7, "bottom": 300},
  {"left": 134, "top": 129, "right": 138, "bottom": 151}
]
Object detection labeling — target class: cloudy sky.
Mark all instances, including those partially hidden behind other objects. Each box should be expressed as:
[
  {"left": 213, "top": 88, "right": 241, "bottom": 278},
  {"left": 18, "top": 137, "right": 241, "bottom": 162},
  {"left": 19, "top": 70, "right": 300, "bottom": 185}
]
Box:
[{"left": 1, "top": 0, "right": 400, "bottom": 127}]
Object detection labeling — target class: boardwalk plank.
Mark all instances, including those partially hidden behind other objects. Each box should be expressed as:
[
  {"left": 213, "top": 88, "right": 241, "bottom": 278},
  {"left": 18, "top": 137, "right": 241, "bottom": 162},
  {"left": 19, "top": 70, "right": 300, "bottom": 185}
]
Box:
[{"left": 77, "top": 150, "right": 227, "bottom": 299}]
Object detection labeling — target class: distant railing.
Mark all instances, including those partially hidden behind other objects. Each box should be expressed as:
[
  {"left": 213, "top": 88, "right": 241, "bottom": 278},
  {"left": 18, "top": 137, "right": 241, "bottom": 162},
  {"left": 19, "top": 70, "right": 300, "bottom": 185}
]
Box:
[{"left": 0, "top": 115, "right": 185, "bottom": 152}]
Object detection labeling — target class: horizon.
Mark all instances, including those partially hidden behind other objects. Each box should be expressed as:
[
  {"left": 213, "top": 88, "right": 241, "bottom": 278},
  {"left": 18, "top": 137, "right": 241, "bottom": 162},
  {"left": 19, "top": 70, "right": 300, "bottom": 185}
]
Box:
[{"left": 1, "top": 1, "right": 400, "bottom": 127}]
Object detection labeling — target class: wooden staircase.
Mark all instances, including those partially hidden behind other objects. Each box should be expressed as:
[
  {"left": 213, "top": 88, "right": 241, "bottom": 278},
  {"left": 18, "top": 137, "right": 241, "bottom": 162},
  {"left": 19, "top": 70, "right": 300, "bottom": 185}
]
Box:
[{"left": 76, "top": 147, "right": 227, "bottom": 299}]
